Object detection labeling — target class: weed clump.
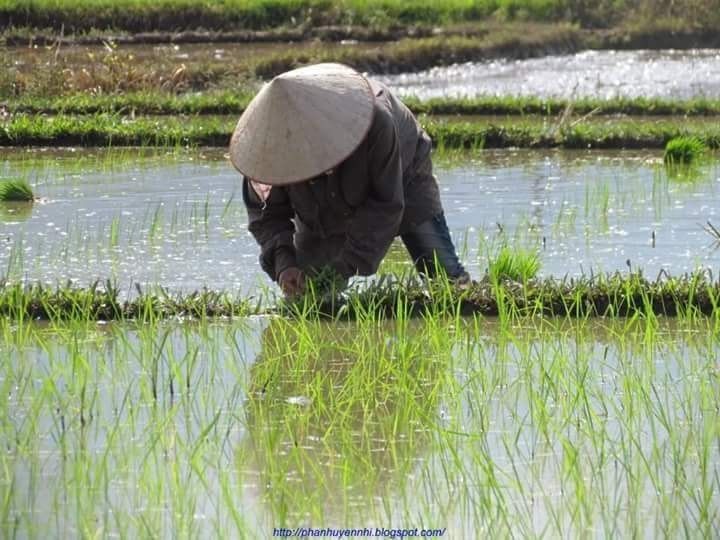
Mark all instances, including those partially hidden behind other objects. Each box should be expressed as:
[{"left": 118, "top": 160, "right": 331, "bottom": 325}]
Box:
[
  {"left": 0, "top": 178, "right": 34, "bottom": 202},
  {"left": 663, "top": 136, "right": 707, "bottom": 165}
]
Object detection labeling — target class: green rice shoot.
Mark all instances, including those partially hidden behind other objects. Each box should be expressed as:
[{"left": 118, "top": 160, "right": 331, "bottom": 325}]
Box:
[
  {"left": 663, "top": 136, "right": 707, "bottom": 165},
  {"left": 0, "top": 178, "right": 34, "bottom": 202},
  {"left": 488, "top": 246, "right": 540, "bottom": 283},
  {"left": 0, "top": 178, "right": 35, "bottom": 202}
]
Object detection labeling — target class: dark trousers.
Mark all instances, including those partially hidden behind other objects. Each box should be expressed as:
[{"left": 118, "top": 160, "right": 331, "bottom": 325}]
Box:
[
  {"left": 401, "top": 212, "right": 467, "bottom": 279},
  {"left": 296, "top": 212, "right": 466, "bottom": 282}
]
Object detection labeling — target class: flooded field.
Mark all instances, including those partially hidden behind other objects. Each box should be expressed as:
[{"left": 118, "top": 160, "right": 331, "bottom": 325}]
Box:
[
  {"left": 8, "top": 44, "right": 720, "bottom": 102},
  {"left": 1, "top": 148, "right": 718, "bottom": 294},
  {"left": 2, "top": 314, "right": 719, "bottom": 538},
  {"left": 382, "top": 49, "right": 720, "bottom": 100},
  {"left": 3, "top": 32, "right": 720, "bottom": 539}
]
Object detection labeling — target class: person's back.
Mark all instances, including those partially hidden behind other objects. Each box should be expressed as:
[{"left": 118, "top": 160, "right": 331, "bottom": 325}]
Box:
[{"left": 232, "top": 63, "right": 469, "bottom": 297}]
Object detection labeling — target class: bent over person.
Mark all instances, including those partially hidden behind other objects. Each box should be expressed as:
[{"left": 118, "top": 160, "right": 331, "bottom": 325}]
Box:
[{"left": 230, "top": 63, "right": 469, "bottom": 297}]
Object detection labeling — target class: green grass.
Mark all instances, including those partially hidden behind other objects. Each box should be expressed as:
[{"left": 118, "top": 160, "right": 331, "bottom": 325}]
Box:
[
  {"left": 0, "top": 114, "right": 233, "bottom": 147},
  {"left": 427, "top": 117, "right": 720, "bottom": 150},
  {"left": 0, "top": 0, "right": 555, "bottom": 32},
  {"left": 1, "top": 0, "right": 719, "bottom": 33},
  {"left": 0, "top": 178, "right": 34, "bottom": 202},
  {"left": 1, "top": 269, "right": 719, "bottom": 321},
  {"left": 6, "top": 91, "right": 256, "bottom": 116},
  {"left": 9, "top": 92, "right": 720, "bottom": 117},
  {"left": 0, "top": 280, "right": 253, "bottom": 322},
  {"left": 3, "top": 113, "right": 720, "bottom": 149},
  {"left": 408, "top": 95, "right": 720, "bottom": 118},
  {"left": 664, "top": 135, "right": 708, "bottom": 165}
]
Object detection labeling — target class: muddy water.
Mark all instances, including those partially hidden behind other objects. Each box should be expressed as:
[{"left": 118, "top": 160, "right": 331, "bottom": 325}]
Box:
[
  {"left": 1, "top": 148, "right": 718, "bottom": 292},
  {"left": 381, "top": 49, "right": 720, "bottom": 100}
]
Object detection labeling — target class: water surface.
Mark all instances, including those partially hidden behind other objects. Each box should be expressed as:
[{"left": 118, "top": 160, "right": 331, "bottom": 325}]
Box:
[
  {"left": 3, "top": 317, "right": 718, "bottom": 538},
  {"left": 381, "top": 49, "right": 720, "bottom": 100},
  {"left": 1, "top": 147, "right": 718, "bottom": 293}
]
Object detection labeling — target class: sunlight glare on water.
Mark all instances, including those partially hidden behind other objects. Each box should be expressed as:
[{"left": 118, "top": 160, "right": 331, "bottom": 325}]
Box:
[
  {"left": 1, "top": 148, "right": 718, "bottom": 292},
  {"left": 381, "top": 49, "right": 720, "bottom": 100}
]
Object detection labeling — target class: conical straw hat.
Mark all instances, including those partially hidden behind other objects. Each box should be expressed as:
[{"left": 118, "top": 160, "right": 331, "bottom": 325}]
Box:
[{"left": 229, "top": 63, "right": 375, "bottom": 185}]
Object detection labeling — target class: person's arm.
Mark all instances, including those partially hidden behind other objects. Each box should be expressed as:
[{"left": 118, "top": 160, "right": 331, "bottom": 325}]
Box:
[
  {"left": 242, "top": 178, "right": 297, "bottom": 281},
  {"left": 331, "top": 107, "right": 405, "bottom": 278}
]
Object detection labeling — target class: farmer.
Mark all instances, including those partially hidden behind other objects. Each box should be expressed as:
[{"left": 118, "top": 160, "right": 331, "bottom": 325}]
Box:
[{"left": 230, "top": 63, "right": 469, "bottom": 297}]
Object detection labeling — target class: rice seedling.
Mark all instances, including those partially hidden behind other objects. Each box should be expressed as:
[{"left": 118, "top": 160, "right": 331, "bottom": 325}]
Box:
[
  {"left": 488, "top": 246, "right": 540, "bottom": 283},
  {"left": 2, "top": 267, "right": 718, "bottom": 322},
  {"left": 108, "top": 215, "right": 121, "bottom": 248},
  {"left": 664, "top": 135, "right": 707, "bottom": 165},
  {"left": 704, "top": 220, "right": 720, "bottom": 251},
  {"left": 3, "top": 113, "right": 720, "bottom": 150},
  {"left": 2, "top": 32, "right": 720, "bottom": 531},
  {"left": 0, "top": 178, "right": 34, "bottom": 202},
  {"left": 705, "top": 220, "right": 720, "bottom": 240},
  {"left": 1, "top": 296, "right": 718, "bottom": 537},
  {"left": 10, "top": 91, "right": 720, "bottom": 118}
]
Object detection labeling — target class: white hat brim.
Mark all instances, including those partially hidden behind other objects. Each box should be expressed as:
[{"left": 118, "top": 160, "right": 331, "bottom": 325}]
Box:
[{"left": 229, "top": 63, "right": 375, "bottom": 186}]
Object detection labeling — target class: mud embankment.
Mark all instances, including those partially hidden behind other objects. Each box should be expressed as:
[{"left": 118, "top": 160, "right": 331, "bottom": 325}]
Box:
[
  {"left": 5, "top": 24, "right": 720, "bottom": 82},
  {"left": 3, "top": 24, "right": 439, "bottom": 46},
  {"left": 4, "top": 22, "right": 720, "bottom": 51}
]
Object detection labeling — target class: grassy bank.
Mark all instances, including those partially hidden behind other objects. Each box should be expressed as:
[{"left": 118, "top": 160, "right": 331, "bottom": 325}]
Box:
[
  {"left": 0, "top": 0, "right": 558, "bottom": 32},
  {"left": 251, "top": 25, "right": 581, "bottom": 78},
  {"left": 9, "top": 92, "right": 720, "bottom": 117},
  {"left": 5, "top": 20, "right": 720, "bottom": 50},
  {"left": 425, "top": 117, "right": 720, "bottom": 150},
  {"left": 4, "top": 22, "right": 718, "bottom": 100},
  {"left": 3, "top": 113, "right": 719, "bottom": 149},
  {"left": 1, "top": 271, "right": 719, "bottom": 321},
  {"left": 2, "top": 25, "right": 583, "bottom": 96},
  {"left": 1, "top": 0, "right": 719, "bottom": 34}
]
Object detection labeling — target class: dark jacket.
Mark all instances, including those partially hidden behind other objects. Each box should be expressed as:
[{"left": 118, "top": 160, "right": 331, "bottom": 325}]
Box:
[{"left": 243, "top": 80, "right": 442, "bottom": 281}]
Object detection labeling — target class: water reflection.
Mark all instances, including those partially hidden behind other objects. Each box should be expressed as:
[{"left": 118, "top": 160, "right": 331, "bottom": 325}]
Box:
[
  {"left": 0, "top": 201, "right": 33, "bottom": 223},
  {"left": 381, "top": 49, "right": 720, "bottom": 100},
  {"left": 1, "top": 148, "right": 718, "bottom": 291},
  {"left": 242, "top": 318, "right": 439, "bottom": 526},
  {"left": 2, "top": 316, "right": 718, "bottom": 537}
]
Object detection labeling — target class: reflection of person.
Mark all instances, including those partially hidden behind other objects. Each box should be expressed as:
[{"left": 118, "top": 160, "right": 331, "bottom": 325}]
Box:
[
  {"left": 230, "top": 63, "right": 469, "bottom": 298},
  {"left": 243, "top": 318, "right": 437, "bottom": 524}
]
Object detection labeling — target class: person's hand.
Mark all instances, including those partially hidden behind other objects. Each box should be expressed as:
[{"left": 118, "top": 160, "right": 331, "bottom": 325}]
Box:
[
  {"left": 312, "top": 265, "right": 349, "bottom": 295},
  {"left": 278, "top": 267, "right": 305, "bottom": 298}
]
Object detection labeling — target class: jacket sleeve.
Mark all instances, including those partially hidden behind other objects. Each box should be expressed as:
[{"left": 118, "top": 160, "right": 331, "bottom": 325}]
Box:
[
  {"left": 242, "top": 178, "right": 297, "bottom": 281},
  {"left": 332, "top": 107, "right": 405, "bottom": 278}
]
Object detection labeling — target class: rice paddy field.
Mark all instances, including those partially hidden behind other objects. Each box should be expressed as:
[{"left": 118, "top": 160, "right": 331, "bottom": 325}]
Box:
[
  {"left": 2, "top": 312, "right": 719, "bottom": 538},
  {"left": 2, "top": 2, "right": 720, "bottom": 538}
]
